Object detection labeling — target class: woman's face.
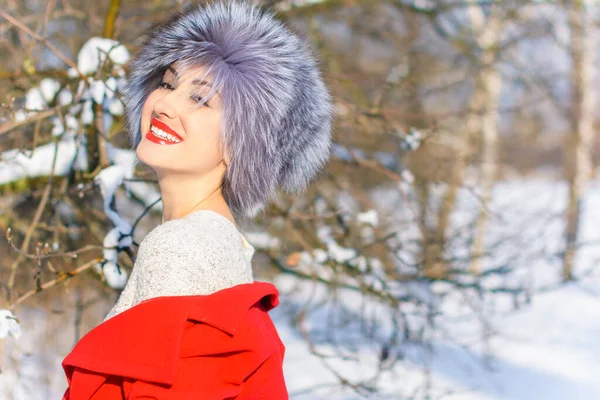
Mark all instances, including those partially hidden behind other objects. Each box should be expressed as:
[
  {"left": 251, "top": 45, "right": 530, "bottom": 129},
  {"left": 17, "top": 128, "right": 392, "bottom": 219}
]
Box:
[{"left": 136, "top": 63, "right": 224, "bottom": 177}]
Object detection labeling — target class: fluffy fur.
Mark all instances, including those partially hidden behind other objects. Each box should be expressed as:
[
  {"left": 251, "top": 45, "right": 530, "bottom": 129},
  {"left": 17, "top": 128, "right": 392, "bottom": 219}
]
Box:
[{"left": 123, "top": 0, "right": 333, "bottom": 218}]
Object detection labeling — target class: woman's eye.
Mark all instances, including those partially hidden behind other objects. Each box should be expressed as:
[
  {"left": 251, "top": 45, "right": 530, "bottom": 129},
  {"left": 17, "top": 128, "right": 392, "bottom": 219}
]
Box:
[
  {"left": 159, "top": 81, "right": 174, "bottom": 90},
  {"left": 191, "top": 95, "right": 204, "bottom": 104}
]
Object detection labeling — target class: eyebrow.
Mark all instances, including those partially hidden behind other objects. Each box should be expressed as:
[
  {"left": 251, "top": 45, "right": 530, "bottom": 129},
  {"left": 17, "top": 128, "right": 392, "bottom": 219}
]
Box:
[{"left": 167, "top": 66, "right": 213, "bottom": 88}]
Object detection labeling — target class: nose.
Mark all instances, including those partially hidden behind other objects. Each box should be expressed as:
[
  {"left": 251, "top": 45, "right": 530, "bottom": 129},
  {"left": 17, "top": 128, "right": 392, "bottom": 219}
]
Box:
[{"left": 152, "top": 90, "right": 178, "bottom": 120}]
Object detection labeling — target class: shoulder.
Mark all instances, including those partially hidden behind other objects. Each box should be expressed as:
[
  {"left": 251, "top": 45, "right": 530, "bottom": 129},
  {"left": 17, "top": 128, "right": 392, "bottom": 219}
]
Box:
[
  {"left": 133, "top": 210, "right": 253, "bottom": 298},
  {"left": 138, "top": 210, "right": 250, "bottom": 266},
  {"left": 144, "top": 210, "right": 243, "bottom": 248}
]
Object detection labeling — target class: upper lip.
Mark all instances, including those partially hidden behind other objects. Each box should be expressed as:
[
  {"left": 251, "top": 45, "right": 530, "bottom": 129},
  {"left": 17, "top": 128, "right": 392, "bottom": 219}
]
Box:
[{"left": 151, "top": 118, "right": 184, "bottom": 141}]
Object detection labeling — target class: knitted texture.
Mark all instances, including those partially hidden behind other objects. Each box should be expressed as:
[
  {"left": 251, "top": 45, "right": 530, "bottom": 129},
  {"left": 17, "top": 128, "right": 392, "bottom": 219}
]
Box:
[{"left": 105, "top": 210, "right": 254, "bottom": 321}]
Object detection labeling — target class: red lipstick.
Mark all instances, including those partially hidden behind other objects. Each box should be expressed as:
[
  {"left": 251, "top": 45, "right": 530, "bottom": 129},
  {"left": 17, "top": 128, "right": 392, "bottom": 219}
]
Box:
[{"left": 145, "top": 118, "right": 184, "bottom": 145}]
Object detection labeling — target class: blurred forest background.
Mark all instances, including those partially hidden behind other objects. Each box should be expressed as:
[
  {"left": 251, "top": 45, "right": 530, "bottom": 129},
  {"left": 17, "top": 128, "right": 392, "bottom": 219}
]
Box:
[{"left": 0, "top": 0, "right": 599, "bottom": 399}]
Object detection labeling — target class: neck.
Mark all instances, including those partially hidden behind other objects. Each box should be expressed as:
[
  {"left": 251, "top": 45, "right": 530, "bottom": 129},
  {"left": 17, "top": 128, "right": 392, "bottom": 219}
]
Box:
[{"left": 156, "top": 167, "right": 234, "bottom": 225}]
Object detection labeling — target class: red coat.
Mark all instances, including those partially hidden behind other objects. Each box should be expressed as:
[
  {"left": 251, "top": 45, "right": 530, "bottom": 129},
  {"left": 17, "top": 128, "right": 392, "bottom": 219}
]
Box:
[{"left": 62, "top": 281, "right": 288, "bottom": 399}]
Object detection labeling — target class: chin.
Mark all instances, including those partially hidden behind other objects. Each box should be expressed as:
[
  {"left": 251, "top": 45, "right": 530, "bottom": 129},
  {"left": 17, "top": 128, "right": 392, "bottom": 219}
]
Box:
[
  {"left": 136, "top": 146, "right": 187, "bottom": 175},
  {"left": 136, "top": 140, "right": 164, "bottom": 170}
]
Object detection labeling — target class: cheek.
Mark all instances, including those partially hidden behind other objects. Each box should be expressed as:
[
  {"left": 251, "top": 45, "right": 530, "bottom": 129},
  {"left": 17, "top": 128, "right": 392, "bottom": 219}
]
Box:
[
  {"left": 140, "top": 92, "right": 158, "bottom": 133},
  {"left": 183, "top": 114, "right": 223, "bottom": 156}
]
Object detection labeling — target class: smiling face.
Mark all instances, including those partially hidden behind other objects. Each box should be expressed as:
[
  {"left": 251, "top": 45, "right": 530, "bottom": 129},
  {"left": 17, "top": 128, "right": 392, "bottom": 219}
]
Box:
[{"left": 136, "top": 62, "right": 225, "bottom": 178}]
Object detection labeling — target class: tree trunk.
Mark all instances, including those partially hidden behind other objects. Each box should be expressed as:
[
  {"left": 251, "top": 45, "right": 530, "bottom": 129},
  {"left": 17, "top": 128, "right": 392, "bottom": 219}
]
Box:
[
  {"left": 468, "top": 5, "right": 503, "bottom": 275},
  {"left": 563, "top": 1, "right": 597, "bottom": 281},
  {"left": 401, "top": 11, "right": 449, "bottom": 279},
  {"left": 417, "top": 4, "right": 504, "bottom": 279}
]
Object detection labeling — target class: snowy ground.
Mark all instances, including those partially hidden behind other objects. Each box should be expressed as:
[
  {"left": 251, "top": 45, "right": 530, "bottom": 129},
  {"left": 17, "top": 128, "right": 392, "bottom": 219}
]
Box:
[
  {"left": 277, "top": 177, "right": 600, "bottom": 399},
  {"left": 1, "top": 177, "right": 599, "bottom": 399},
  {"left": 276, "top": 279, "right": 600, "bottom": 400}
]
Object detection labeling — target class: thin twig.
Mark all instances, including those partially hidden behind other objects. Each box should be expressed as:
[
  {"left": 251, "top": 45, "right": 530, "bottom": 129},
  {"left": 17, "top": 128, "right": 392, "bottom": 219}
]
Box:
[
  {"left": 0, "top": 10, "right": 85, "bottom": 79},
  {"left": 9, "top": 256, "right": 102, "bottom": 309},
  {"left": 0, "top": 103, "right": 78, "bottom": 136},
  {"left": 7, "top": 135, "right": 62, "bottom": 289},
  {"left": 5, "top": 230, "right": 104, "bottom": 260},
  {"left": 129, "top": 196, "right": 162, "bottom": 238},
  {"left": 7, "top": 182, "right": 52, "bottom": 288}
]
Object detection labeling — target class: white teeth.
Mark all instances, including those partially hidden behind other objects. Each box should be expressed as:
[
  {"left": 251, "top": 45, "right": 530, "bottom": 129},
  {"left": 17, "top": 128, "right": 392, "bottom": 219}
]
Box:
[{"left": 150, "top": 125, "right": 181, "bottom": 143}]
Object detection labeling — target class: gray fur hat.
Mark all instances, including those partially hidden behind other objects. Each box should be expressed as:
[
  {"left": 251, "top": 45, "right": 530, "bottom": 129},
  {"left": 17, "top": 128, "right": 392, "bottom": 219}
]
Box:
[{"left": 123, "top": 0, "right": 333, "bottom": 218}]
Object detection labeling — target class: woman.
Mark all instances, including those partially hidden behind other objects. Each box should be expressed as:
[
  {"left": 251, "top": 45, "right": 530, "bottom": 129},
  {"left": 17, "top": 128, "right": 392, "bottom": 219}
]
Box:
[{"left": 61, "top": 1, "right": 333, "bottom": 398}]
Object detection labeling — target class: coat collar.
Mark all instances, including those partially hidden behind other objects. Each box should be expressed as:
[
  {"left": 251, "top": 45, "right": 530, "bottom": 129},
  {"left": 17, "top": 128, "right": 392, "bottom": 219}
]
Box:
[
  {"left": 62, "top": 281, "right": 280, "bottom": 394},
  {"left": 139, "top": 280, "right": 279, "bottom": 336}
]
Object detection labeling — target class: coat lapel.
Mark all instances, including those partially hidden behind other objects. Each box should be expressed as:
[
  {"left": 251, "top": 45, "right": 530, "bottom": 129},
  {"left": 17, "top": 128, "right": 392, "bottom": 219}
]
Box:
[
  {"left": 63, "top": 296, "right": 190, "bottom": 387},
  {"left": 62, "top": 281, "right": 280, "bottom": 396}
]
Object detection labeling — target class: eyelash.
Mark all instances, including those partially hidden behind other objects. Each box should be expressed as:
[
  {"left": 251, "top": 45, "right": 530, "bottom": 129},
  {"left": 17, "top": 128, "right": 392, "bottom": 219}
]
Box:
[
  {"left": 158, "top": 81, "right": 205, "bottom": 105},
  {"left": 158, "top": 81, "right": 174, "bottom": 91}
]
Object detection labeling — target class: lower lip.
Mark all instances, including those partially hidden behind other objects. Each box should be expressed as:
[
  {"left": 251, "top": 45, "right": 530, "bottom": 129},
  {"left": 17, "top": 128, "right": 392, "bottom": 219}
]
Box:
[{"left": 145, "top": 128, "right": 182, "bottom": 145}]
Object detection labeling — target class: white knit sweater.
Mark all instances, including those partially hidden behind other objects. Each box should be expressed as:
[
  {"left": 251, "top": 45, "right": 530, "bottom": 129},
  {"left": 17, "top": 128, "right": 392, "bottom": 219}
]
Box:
[{"left": 104, "top": 209, "right": 255, "bottom": 321}]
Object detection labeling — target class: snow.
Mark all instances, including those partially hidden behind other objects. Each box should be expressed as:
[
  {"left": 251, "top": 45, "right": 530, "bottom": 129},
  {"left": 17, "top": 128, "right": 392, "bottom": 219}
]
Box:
[
  {"left": 359, "top": 225, "right": 375, "bottom": 241},
  {"left": 90, "top": 146, "right": 159, "bottom": 289},
  {"left": 0, "top": 308, "right": 71, "bottom": 399},
  {"left": 400, "top": 128, "right": 423, "bottom": 152},
  {"left": 276, "top": 0, "right": 328, "bottom": 11},
  {"left": 401, "top": 169, "right": 415, "bottom": 183},
  {"left": 277, "top": 276, "right": 600, "bottom": 399},
  {"left": 314, "top": 223, "right": 359, "bottom": 263},
  {"left": 105, "top": 77, "right": 117, "bottom": 99},
  {"left": 0, "top": 144, "right": 144, "bottom": 291},
  {"left": 1, "top": 5, "right": 598, "bottom": 398},
  {"left": 402, "top": 281, "right": 600, "bottom": 400},
  {"left": 0, "top": 138, "right": 88, "bottom": 184},
  {"left": 10, "top": 353, "right": 48, "bottom": 400},
  {"left": 39, "top": 37, "right": 131, "bottom": 138},
  {"left": 0, "top": 117, "right": 141, "bottom": 290},
  {"left": 244, "top": 231, "right": 282, "bottom": 249},
  {"left": 386, "top": 63, "right": 409, "bottom": 84},
  {"left": 72, "top": 37, "right": 129, "bottom": 76},
  {"left": 56, "top": 88, "right": 73, "bottom": 106},
  {"left": 107, "top": 97, "right": 124, "bottom": 116},
  {"left": 102, "top": 262, "right": 128, "bottom": 289},
  {"left": 13, "top": 110, "right": 28, "bottom": 122},
  {"left": 3, "top": 31, "right": 599, "bottom": 395},
  {"left": 326, "top": 240, "right": 357, "bottom": 263},
  {"left": 24, "top": 88, "right": 45, "bottom": 111},
  {"left": 98, "top": 227, "right": 129, "bottom": 289},
  {"left": 80, "top": 99, "right": 93, "bottom": 125},
  {"left": 105, "top": 144, "right": 161, "bottom": 208},
  {"left": 50, "top": 114, "right": 78, "bottom": 137},
  {"left": 356, "top": 209, "right": 379, "bottom": 226},
  {"left": 0, "top": 178, "right": 598, "bottom": 399},
  {"left": 313, "top": 248, "right": 328, "bottom": 263},
  {"left": 90, "top": 79, "right": 105, "bottom": 104},
  {"left": 50, "top": 118, "right": 63, "bottom": 136},
  {"left": 275, "top": 177, "right": 600, "bottom": 399},
  {"left": 0, "top": 310, "right": 21, "bottom": 339},
  {"left": 74, "top": 79, "right": 87, "bottom": 99},
  {"left": 94, "top": 165, "right": 133, "bottom": 289},
  {"left": 67, "top": 67, "right": 78, "bottom": 79},
  {"left": 39, "top": 78, "right": 60, "bottom": 104},
  {"left": 94, "top": 165, "right": 128, "bottom": 229},
  {"left": 18, "top": 78, "right": 61, "bottom": 121}
]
